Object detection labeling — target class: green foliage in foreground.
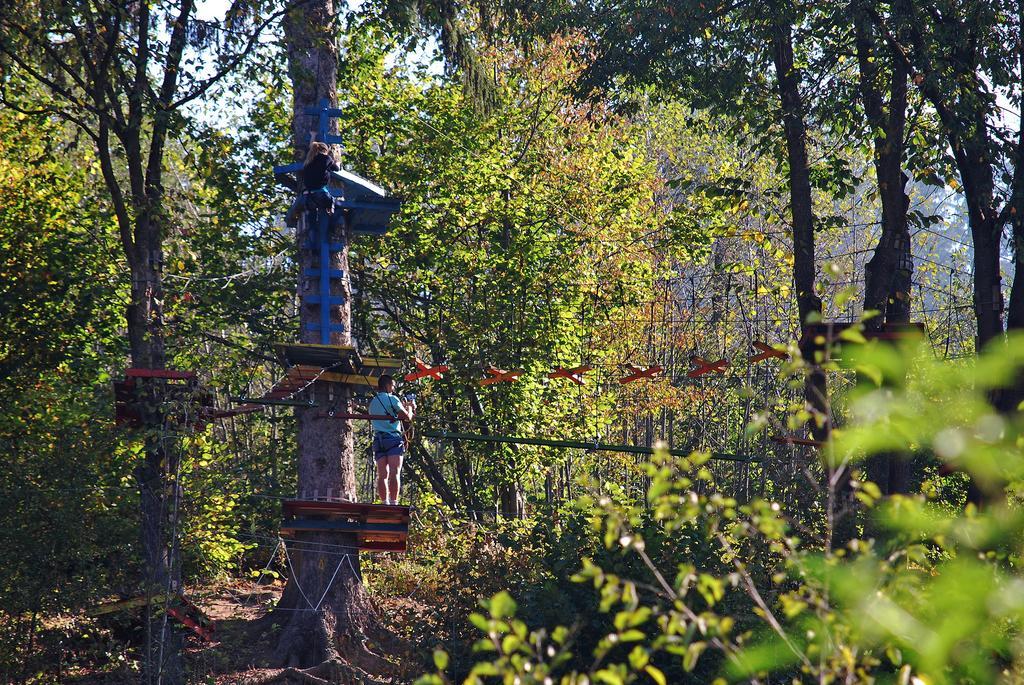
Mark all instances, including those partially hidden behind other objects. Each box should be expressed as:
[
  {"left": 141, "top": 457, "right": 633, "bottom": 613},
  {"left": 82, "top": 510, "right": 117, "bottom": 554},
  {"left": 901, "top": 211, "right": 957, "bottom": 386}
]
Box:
[{"left": 419, "top": 337, "right": 1024, "bottom": 684}]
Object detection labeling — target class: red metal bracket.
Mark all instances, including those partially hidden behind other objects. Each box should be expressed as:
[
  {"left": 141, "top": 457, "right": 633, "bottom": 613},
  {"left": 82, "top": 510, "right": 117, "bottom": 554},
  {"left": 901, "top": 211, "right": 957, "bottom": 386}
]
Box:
[
  {"left": 480, "top": 366, "right": 524, "bottom": 385},
  {"left": 167, "top": 605, "right": 215, "bottom": 642},
  {"left": 618, "top": 364, "right": 663, "bottom": 384},
  {"left": 687, "top": 356, "right": 729, "bottom": 378},
  {"left": 404, "top": 357, "right": 448, "bottom": 382},
  {"left": 748, "top": 341, "right": 788, "bottom": 363},
  {"left": 548, "top": 365, "right": 592, "bottom": 385}
]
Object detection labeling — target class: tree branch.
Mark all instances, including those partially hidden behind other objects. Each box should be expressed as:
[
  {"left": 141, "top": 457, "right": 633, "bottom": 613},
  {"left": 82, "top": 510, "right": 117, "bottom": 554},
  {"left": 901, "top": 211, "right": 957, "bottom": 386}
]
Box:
[
  {"left": 170, "top": 0, "right": 309, "bottom": 110},
  {"left": 98, "top": 119, "right": 137, "bottom": 266}
]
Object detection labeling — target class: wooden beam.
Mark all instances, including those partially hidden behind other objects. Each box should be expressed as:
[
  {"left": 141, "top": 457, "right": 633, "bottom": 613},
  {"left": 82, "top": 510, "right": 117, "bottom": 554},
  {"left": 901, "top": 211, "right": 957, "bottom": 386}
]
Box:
[
  {"left": 772, "top": 435, "right": 824, "bottom": 448},
  {"left": 86, "top": 592, "right": 177, "bottom": 616}
]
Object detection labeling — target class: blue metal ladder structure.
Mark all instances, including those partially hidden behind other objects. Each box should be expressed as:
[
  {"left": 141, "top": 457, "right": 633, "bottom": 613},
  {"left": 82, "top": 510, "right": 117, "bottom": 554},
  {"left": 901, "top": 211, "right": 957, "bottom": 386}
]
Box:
[
  {"left": 304, "top": 208, "right": 345, "bottom": 343},
  {"left": 274, "top": 99, "right": 402, "bottom": 345}
]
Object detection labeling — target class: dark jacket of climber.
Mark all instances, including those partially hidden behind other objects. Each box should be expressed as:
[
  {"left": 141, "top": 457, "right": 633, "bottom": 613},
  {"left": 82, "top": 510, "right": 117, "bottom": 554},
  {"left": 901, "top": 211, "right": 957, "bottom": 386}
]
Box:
[
  {"left": 285, "top": 142, "right": 340, "bottom": 227},
  {"left": 301, "top": 141, "right": 339, "bottom": 213},
  {"left": 302, "top": 143, "right": 340, "bottom": 191}
]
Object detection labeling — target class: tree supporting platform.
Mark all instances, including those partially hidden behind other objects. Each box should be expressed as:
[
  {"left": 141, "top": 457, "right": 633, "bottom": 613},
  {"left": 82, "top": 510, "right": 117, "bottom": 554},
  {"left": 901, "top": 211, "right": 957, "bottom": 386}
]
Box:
[{"left": 280, "top": 500, "right": 411, "bottom": 552}]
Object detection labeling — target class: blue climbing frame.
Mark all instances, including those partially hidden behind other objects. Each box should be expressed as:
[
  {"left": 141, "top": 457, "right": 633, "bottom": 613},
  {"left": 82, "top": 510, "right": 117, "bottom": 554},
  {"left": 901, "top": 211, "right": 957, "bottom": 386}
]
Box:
[{"left": 274, "top": 99, "right": 402, "bottom": 345}]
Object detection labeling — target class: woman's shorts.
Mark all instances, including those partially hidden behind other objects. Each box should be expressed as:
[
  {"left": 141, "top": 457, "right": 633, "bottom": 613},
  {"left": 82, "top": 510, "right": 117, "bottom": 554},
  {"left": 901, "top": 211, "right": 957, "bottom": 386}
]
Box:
[{"left": 372, "top": 432, "right": 405, "bottom": 461}]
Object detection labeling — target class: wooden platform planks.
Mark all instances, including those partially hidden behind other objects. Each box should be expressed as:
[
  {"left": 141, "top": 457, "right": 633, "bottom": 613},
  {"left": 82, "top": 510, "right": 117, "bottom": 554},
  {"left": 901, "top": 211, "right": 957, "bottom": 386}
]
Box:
[
  {"left": 113, "top": 369, "right": 213, "bottom": 430},
  {"left": 282, "top": 499, "right": 410, "bottom": 520},
  {"left": 280, "top": 500, "right": 411, "bottom": 552},
  {"left": 274, "top": 342, "right": 361, "bottom": 373}
]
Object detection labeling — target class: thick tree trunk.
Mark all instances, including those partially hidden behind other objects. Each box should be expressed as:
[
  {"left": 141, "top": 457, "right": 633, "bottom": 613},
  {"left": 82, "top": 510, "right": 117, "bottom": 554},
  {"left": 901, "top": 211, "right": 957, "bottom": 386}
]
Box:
[
  {"left": 772, "top": 16, "right": 858, "bottom": 546},
  {"left": 957, "top": 137, "right": 1005, "bottom": 350},
  {"left": 856, "top": 11, "right": 912, "bottom": 330},
  {"left": 1008, "top": 8, "right": 1024, "bottom": 337},
  {"left": 123, "top": 134, "right": 182, "bottom": 685},
  {"left": 271, "top": 0, "right": 383, "bottom": 669},
  {"left": 1001, "top": 20, "right": 1024, "bottom": 411},
  {"left": 886, "top": 0, "right": 1006, "bottom": 349},
  {"left": 129, "top": 265, "right": 183, "bottom": 685},
  {"left": 771, "top": 19, "right": 828, "bottom": 438},
  {"left": 855, "top": 9, "right": 913, "bottom": 497}
]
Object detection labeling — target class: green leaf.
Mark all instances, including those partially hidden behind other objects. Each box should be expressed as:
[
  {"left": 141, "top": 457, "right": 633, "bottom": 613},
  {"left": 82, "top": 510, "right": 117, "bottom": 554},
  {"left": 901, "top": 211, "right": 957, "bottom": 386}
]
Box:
[
  {"left": 684, "top": 641, "right": 707, "bottom": 671},
  {"left": 469, "top": 612, "right": 489, "bottom": 631},
  {"left": 488, "top": 591, "right": 518, "bottom": 620},
  {"left": 644, "top": 665, "right": 667, "bottom": 685}
]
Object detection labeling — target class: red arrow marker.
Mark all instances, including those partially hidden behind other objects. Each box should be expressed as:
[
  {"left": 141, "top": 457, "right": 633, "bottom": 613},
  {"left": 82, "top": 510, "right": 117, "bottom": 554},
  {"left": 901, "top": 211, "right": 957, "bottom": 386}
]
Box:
[
  {"left": 479, "top": 366, "right": 524, "bottom": 385},
  {"left": 748, "top": 341, "right": 788, "bottom": 363},
  {"left": 404, "top": 357, "right": 448, "bottom": 382},
  {"left": 618, "top": 364, "right": 663, "bottom": 384},
  {"left": 548, "top": 365, "right": 592, "bottom": 385},
  {"left": 687, "top": 356, "right": 729, "bottom": 378}
]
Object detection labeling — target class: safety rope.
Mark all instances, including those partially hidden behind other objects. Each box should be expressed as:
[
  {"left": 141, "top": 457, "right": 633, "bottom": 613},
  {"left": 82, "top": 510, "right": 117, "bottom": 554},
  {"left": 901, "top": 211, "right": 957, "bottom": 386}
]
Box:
[{"left": 279, "top": 537, "right": 361, "bottom": 612}]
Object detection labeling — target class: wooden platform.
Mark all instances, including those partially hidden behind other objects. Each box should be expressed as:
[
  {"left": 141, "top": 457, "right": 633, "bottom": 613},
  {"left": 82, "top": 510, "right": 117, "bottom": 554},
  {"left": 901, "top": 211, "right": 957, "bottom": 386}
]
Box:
[
  {"left": 273, "top": 343, "right": 403, "bottom": 389},
  {"left": 113, "top": 369, "right": 213, "bottom": 430},
  {"left": 280, "top": 500, "right": 410, "bottom": 552},
  {"left": 274, "top": 343, "right": 361, "bottom": 373}
]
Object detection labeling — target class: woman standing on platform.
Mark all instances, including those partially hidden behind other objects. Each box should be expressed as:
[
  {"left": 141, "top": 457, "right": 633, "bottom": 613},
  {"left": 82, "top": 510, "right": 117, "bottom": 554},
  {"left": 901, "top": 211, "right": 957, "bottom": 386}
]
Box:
[{"left": 368, "top": 375, "right": 415, "bottom": 505}]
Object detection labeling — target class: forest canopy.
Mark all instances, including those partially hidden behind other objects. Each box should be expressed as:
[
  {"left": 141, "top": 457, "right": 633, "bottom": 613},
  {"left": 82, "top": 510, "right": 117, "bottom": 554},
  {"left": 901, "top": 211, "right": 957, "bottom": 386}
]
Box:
[{"left": 0, "top": 0, "right": 1022, "bottom": 683}]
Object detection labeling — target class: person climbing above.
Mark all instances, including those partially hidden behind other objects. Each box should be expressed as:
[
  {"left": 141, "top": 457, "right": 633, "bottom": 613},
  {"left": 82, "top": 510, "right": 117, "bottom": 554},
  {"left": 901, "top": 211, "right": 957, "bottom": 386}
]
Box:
[
  {"left": 368, "top": 375, "right": 415, "bottom": 505},
  {"left": 285, "top": 141, "right": 340, "bottom": 226},
  {"left": 301, "top": 141, "right": 339, "bottom": 213}
]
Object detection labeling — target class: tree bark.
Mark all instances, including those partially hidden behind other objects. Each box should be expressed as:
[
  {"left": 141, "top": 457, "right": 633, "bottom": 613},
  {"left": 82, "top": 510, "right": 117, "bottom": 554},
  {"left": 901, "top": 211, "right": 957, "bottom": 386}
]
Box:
[
  {"left": 856, "top": 8, "right": 912, "bottom": 330},
  {"left": 771, "top": 18, "right": 828, "bottom": 438},
  {"left": 884, "top": 0, "right": 1006, "bottom": 349},
  {"left": 854, "top": 6, "right": 913, "bottom": 497},
  {"left": 1008, "top": 3, "right": 1024, "bottom": 337},
  {"left": 994, "top": 5, "right": 1024, "bottom": 415},
  {"left": 271, "top": 0, "right": 384, "bottom": 668}
]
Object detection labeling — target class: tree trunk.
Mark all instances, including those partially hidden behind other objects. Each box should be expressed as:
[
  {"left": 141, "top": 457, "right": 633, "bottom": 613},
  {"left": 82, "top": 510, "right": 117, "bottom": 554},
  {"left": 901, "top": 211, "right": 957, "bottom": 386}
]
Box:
[
  {"left": 957, "top": 136, "right": 1005, "bottom": 350},
  {"left": 272, "top": 0, "right": 383, "bottom": 668},
  {"left": 123, "top": 231, "right": 183, "bottom": 684},
  {"left": 1008, "top": 8, "right": 1024, "bottom": 337},
  {"left": 856, "top": 9, "right": 912, "bottom": 330},
  {"left": 771, "top": 19, "right": 828, "bottom": 438},
  {"left": 855, "top": 8, "right": 913, "bottom": 498},
  {"left": 886, "top": 0, "right": 1006, "bottom": 349},
  {"left": 772, "top": 15, "right": 858, "bottom": 546},
  {"left": 1001, "top": 14, "right": 1024, "bottom": 412}
]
